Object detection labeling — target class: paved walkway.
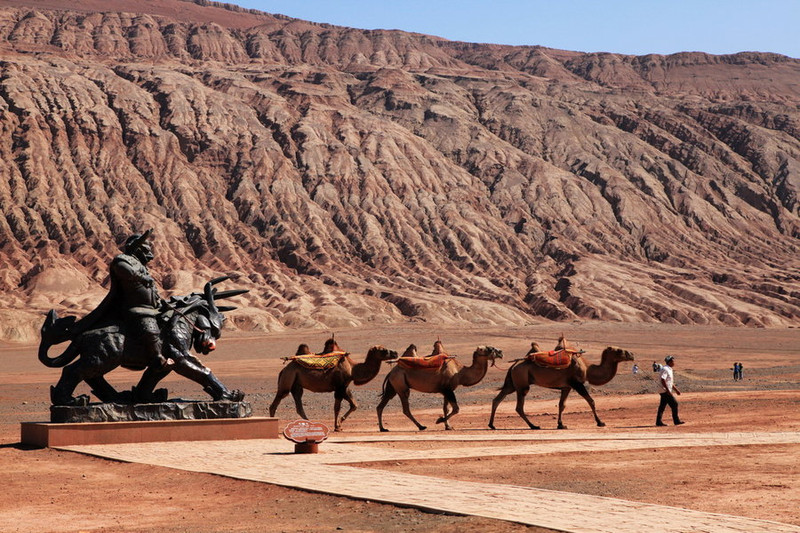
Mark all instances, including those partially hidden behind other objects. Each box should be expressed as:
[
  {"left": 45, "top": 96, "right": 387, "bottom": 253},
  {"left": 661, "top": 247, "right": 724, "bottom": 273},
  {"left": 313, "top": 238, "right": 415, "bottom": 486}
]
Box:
[{"left": 59, "top": 430, "right": 800, "bottom": 533}]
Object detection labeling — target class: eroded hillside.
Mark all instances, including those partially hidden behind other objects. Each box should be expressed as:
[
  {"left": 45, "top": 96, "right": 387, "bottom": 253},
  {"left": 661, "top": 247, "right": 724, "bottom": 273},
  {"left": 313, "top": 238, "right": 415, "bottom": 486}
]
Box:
[{"left": 1, "top": 0, "right": 799, "bottom": 341}]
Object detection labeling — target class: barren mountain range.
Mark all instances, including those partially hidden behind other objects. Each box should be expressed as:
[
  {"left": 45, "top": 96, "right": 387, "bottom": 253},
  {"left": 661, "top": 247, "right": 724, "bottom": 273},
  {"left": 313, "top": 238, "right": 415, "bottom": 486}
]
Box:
[{"left": 1, "top": 0, "right": 799, "bottom": 342}]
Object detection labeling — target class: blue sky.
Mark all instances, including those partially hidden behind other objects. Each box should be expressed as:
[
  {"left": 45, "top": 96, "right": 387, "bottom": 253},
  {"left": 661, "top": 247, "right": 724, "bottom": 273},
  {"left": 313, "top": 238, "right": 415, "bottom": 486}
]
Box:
[{"left": 232, "top": 0, "right": 799, "bottom": 58}]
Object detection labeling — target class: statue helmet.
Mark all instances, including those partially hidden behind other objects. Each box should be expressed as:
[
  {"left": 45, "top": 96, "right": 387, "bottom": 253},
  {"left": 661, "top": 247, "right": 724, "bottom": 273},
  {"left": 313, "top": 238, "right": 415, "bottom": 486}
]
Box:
[
  {"left": 124, "top": 234, "right": 143, "bottom": 253},
  {"left": 123, "top": 229, "right": 153, "bottom": 254}
]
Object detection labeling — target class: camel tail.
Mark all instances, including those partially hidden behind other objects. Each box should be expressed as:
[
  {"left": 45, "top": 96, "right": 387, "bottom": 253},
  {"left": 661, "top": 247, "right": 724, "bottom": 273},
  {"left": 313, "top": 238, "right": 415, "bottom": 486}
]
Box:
[
  {"left": 496, "top": 359, "right": 525, "bottom": 391},
  {"left": 378, "top": 372, "right": 393, "bottom": 401}
]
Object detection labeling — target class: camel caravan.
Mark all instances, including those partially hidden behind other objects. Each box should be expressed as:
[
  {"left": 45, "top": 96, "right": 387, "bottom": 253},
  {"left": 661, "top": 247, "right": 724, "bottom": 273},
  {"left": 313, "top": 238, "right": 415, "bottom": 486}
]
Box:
[{"left": 269, "top": 334, "right": 634, "bottom": 432}]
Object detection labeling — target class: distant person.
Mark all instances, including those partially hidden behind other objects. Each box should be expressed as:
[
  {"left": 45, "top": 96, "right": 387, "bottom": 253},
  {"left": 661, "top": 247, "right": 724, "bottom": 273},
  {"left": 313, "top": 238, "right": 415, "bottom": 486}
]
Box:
[
  {"left": 738, "top": 362, "right": 744, "bottom": 381},
  {"left": 632, "top": 363, "right": 639, "bottom": 375},
  {"left": 652, "top": 361, "right": 662, "bottom": 372},
  {"left": 732, "top": 362, "right": 739, "bottom": 381},
  {"left": 656, "top": 355, "right": 684, "bottom": 427}
]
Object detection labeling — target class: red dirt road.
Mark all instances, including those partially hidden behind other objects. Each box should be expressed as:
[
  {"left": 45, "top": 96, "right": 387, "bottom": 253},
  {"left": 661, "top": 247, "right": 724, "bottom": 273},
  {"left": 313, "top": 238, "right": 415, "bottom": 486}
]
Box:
[{"left": 1, "top": 323, "right": 799, "bottom": 532}]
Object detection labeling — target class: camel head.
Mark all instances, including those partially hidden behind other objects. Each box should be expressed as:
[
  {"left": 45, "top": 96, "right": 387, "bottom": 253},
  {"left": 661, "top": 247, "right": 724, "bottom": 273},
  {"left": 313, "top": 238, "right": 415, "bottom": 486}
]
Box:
[
  {"left": 601, "top": 346, "right": 635, "bottom": 363},
  {"left": 474, "top": 345, "right": 503, "bottom": 365},
  {"left": 367, "top": 345, "right": 399, "bottom": 362}
]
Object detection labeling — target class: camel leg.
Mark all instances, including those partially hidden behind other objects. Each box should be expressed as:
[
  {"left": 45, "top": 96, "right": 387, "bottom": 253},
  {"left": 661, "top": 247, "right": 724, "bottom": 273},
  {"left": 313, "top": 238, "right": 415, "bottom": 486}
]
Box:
[
  {"left": 268, "top": 387, "right": 289, "bottom": 417},
  {"left": 438, "top": 396, "right": 450, "bottom": 423},
  {"left": 333, "top": 392, "right": 344, "bottom": 432},
  {"left": 268, "top": 368, "right": 293, "bottom": 417},
  {"left": 572, "top": 381, "right": 604, "bottom": 427},
  {"left": 376, "top": 381, "right": 397, "bottom": 432},
  {"left": 436, "top": 389, "right": 459, "bottom": 430},
  {"left": 514, "top": 386, "right": 540, "bottom": 430},
  {"left": 338, "top": 387, "right": 358, "bottom": 428},
  {"left": 397, "top": 389, "right": 426, "bottom": 431},
  {"left": 557, "top": 387, "right": 571, "bottom": 429},
  {"left": 290, "top": 381, "right": 309, "bottom": 420},
  {"left": 268, "top": 376, "right": 292, "bottom": 417},
  {"left": 489, "top": 385, "right": 514, "bottom": 430}
]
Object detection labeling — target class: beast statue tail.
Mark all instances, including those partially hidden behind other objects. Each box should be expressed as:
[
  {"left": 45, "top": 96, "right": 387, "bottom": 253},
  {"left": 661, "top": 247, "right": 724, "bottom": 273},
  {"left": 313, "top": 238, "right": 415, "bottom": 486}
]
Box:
[{"left": 38, "top": 310, "right": 80, "bottom": 368}]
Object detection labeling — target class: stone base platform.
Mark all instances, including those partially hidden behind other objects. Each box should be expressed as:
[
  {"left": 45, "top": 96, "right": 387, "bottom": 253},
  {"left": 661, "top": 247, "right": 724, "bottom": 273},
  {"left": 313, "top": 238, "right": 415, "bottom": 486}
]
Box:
[
  {"left": 50, "top": 400, "right": 253, "bottom": 423},
  {"left": 21, "top": 417, "right": 279, "bottom": 448}
]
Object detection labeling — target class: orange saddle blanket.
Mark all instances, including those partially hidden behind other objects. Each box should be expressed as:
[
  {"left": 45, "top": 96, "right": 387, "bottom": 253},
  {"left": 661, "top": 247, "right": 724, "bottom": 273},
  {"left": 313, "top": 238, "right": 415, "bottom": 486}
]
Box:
[
  {"left": 286, "top": 351, "right": 348, "bottom": 370},
  {"left": 396, "top": 353, "right": 451, "bottom": 371},
  {"left": 527, "top": 349, "right": 580, "bottom": 369}
]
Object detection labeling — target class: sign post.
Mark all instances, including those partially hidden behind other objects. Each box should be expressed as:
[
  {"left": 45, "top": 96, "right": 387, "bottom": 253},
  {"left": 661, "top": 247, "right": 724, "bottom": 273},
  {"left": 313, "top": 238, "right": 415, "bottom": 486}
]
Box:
[{"left": 283, "top": 419, "right": 330, "bottom": 453}]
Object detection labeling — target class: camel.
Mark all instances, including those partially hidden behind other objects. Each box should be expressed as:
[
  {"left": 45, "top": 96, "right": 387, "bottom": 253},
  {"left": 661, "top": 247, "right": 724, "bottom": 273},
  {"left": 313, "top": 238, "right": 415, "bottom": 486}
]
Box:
[
  {"left": 376, "top": 343, "right": 503, "bottom": 431},
  {"left": 488, "top": 339, "right": 634, "bottom": 430},
  {"left": 268, "top": 338, "right": 398, "bottom": 431}
]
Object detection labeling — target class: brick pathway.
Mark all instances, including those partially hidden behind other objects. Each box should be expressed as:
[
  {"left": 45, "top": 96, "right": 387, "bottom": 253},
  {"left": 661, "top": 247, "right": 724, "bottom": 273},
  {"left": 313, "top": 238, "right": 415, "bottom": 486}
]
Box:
[{"left": 60, "top": 430, "right": 800, "bottom": 533}]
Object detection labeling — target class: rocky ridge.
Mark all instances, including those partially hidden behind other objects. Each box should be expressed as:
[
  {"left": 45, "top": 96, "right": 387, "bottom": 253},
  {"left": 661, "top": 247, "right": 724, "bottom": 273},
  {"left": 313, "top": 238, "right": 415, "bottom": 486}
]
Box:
[{"left": 0, "top": 0, "right": 799, "bottom": 342}]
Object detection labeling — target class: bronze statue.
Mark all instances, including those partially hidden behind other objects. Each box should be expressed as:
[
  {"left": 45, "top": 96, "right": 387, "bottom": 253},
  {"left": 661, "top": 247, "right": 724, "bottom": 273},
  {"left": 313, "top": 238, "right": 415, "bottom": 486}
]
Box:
[{"left": 38, "top": 231, "right": 248, "bottom": 406}]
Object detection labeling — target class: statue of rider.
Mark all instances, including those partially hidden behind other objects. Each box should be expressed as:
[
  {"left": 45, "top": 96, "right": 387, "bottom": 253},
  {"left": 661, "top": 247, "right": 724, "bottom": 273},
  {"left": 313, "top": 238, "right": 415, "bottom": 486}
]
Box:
[
  {"left": 71, "top": 229, "right": 167, "bottom": 369},
  {"left": 111, "top": 229, "right": 169, "bottom": 369}
]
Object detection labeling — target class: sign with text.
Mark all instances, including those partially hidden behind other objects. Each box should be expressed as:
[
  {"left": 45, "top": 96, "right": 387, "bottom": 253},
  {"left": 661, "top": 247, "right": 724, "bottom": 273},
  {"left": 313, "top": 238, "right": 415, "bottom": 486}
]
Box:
[{"left": 283, "top": 419, "right": 330, "bottom": 444}]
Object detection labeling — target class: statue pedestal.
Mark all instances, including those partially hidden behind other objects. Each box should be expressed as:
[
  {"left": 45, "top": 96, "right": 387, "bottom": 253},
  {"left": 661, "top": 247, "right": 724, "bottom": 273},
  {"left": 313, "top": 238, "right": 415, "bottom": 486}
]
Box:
[
  {"left": 50, "top": 400, "right": 253, "bottom": 423},
  {"left": 20, "top": 401, "right": 279, "bottom": 448}
]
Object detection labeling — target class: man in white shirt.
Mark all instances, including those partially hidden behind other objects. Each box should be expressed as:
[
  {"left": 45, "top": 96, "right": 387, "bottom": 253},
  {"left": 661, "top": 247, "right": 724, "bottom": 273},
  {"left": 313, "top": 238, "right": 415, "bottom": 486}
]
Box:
[{"left": 656, "top": 355, "right": 685, "bottom": 426}]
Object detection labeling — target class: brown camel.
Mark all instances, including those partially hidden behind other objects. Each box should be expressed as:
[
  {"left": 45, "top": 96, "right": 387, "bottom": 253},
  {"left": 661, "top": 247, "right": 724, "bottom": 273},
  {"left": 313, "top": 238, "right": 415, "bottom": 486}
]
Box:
[
  {"left": 268, "top": 338, "right": 398, "bottom": 431},
  {"left": 488, "top": 341, "right": 634, "bottom": 430},
  {"left": 376, "top": 343, "right": 503, "bottom": 431}
]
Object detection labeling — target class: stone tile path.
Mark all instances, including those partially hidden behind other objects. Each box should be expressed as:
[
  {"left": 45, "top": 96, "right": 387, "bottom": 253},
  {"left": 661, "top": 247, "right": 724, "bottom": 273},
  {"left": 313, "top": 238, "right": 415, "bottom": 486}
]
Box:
[{"left": 59, "top": 430, "right": 800, "bottom": 533}]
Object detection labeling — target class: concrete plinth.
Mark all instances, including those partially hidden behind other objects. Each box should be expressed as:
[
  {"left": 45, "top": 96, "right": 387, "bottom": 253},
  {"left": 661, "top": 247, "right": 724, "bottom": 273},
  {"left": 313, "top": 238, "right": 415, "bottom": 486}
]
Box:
[{"left": 21, "top": 417, "right": 279, "bottom": 448}]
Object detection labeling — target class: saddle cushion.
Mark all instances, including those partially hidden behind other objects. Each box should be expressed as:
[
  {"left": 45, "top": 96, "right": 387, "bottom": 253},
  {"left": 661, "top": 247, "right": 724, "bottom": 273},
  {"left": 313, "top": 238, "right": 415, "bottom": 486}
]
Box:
[
  {"left": 396, "top": 353, "right": 450, "bottom": 370},
  {"left": 288, "top": 351, "right": 348, "bottom": 370},
  {"left": 527, "top": 349, "right": 578, "bottom": 369}
]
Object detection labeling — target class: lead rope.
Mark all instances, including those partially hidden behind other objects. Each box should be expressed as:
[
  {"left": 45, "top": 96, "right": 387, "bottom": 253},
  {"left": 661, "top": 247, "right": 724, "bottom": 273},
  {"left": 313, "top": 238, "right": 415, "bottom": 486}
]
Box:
[{"left": 161, "top": 300, "right": 205, "bottom": 334}]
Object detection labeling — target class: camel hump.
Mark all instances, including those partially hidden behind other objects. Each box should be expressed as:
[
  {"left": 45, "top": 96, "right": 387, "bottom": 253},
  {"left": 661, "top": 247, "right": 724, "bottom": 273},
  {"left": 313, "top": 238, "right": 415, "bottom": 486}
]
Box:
[
  {"left": 431, "top": 340, "right": 446, "bottom": 355},
  {"left": 296, "top": 343, "right": 312, "bottom": 355},
  {"left": 401, "top": 344, "right": 418, "bottom": 358},
  {"left": 527, "top": 342, "right": 541, "bottom": 355},
  {"left": 555, "top": 334, "right": 572, "bottom": 351},
  {"left": 321, "top": 337, "right": 341, "bottom": 354}
]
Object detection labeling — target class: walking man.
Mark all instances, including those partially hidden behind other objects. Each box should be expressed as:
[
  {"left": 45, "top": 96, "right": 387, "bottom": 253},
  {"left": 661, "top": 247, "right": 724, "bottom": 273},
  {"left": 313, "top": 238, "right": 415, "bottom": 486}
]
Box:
[{"left": 656, "top": 355, "right": 684, "bottom": 426}]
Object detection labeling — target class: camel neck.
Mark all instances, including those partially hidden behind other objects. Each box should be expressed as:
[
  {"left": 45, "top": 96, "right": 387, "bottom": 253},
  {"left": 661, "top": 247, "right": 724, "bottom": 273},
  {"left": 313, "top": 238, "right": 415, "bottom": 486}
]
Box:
[
  {"left": 459, "top": 355, "right": 490, "bottom": 386},
  {"left": 352, "top": 352, "right": 382, "bottom": 385},
  {"left": 586, "top": 357, "right": 619, "bottom": 386}
]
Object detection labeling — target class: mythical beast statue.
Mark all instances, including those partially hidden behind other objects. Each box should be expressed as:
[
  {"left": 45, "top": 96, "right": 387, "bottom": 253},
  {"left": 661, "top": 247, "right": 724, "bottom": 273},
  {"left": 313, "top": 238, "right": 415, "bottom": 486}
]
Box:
[{"left": 38, "top": 230, "right": 248, "bottom": 406}]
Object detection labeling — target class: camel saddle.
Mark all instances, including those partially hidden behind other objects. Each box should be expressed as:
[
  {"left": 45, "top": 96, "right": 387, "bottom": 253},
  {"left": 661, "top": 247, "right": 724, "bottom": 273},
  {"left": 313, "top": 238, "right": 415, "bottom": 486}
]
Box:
[
  {"left": 527, "top": 349, "right": 582, "bottom": 370},
  {"left": 396, "top": 353, "right": 452, "bottom": 371},
  {"left": 396, "top": 340, "right": 453, "bottom": 371},
  {"left": 285, "top": 351, "right": 349, "bottom": 370}
]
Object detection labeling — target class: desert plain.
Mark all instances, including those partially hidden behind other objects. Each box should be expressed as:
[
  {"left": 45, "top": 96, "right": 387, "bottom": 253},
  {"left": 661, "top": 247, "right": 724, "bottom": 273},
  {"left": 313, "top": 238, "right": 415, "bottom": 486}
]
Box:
[{"left": 1, "top": 321, "right": 799, "bottom": 532}]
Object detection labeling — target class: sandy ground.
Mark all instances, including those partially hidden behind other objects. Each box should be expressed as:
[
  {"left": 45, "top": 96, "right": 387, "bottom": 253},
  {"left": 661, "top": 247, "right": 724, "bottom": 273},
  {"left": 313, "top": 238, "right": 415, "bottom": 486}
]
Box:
[{"left": 1, "top": 322, "right": 799, "bottom": 532}]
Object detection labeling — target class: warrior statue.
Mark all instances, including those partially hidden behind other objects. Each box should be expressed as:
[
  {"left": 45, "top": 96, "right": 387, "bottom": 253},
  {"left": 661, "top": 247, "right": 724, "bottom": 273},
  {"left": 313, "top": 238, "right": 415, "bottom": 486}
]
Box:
[
  {"left": 73, "top": 229, "right": 167, "bottom": 368},
  {"left": 39, "top": 230, "right": 247, "bottom": 406}
]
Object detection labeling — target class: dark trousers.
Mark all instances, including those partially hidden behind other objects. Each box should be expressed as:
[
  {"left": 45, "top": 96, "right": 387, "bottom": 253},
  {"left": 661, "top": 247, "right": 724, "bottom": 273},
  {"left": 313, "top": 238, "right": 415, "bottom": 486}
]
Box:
[{"left": 657, "top": 392, "right": 680, "bottom": 424}]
